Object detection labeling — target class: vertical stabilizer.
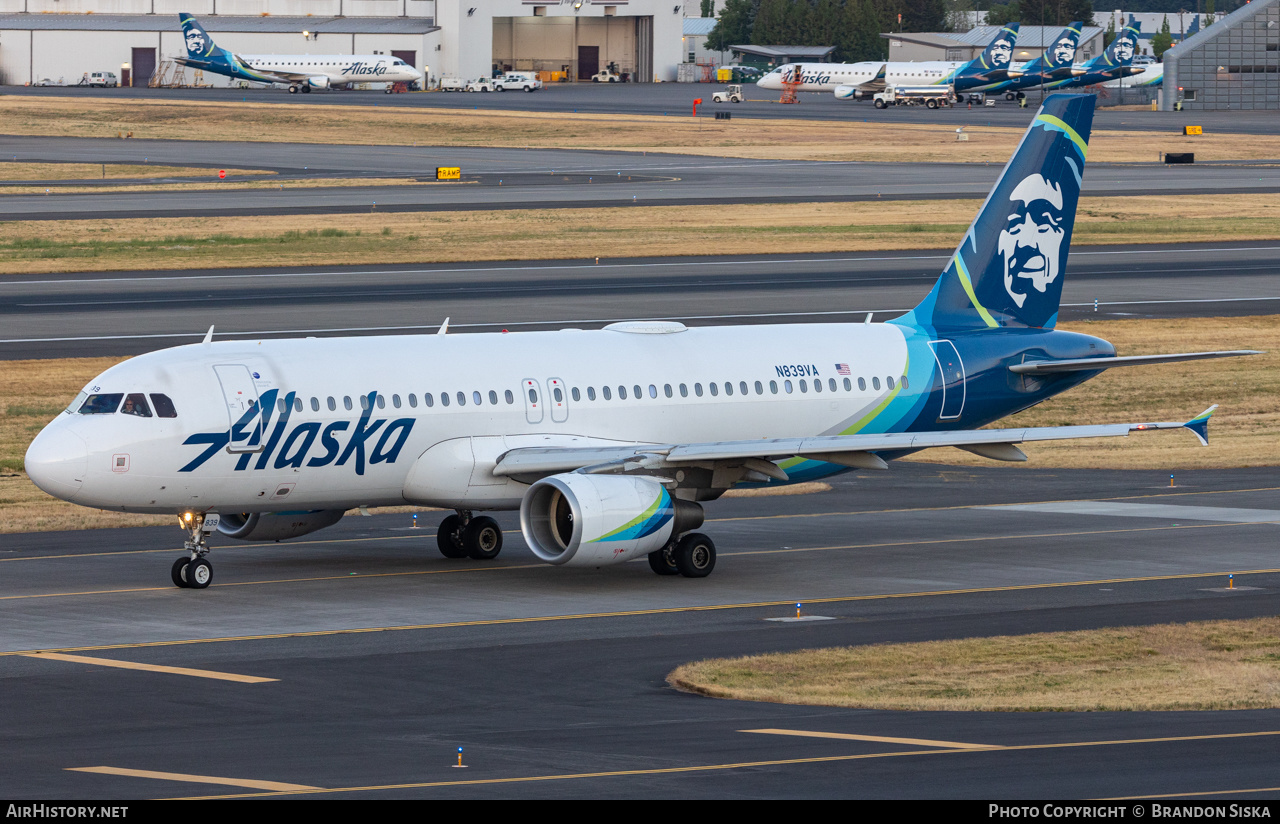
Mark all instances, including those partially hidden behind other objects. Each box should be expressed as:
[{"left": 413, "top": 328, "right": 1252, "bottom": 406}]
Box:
[
  {"left": 1046, "top": 23, "right": 1084, "bottom": 73},
  {"left": 974, "top": 24, "right": 1020, "bottom": 74},
  {"left": 1099, "top": 19, "right": 1141, "bottom": 68},
  {"left": 900, "top": 94, "right": 1095, "bottom": 333}
]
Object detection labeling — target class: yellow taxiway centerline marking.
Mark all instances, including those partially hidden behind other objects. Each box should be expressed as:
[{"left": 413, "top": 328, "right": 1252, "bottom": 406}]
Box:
[
  {"left": 165, "top": 729, "right": 1280, "bottom": 799},
  {"left": 742, "top": 728, "right": 1002, "bottom": 749},
  {"left": 23, "top": 652, "right": 277, "bottom": 683},
  {"left": 1104, "top": 786, "right": 1280, "bottom": 800},
  {"left": 4, "top": 564, "right": 1279, "bottom": 659},
  {"left": 2, "top": 519, "right": 1273, "bottom": 603},
  {"left": 68, "top": 766, "right": 318, "bottom": 792}
]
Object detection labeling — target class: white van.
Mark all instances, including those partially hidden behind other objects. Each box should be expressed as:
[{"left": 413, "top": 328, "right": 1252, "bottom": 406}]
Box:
[
  {"left": 88, "top": 72, "right": 119, "bottom": 88},
  {"left": 494, "top": 72, "right": 542, "bottom": 92}
]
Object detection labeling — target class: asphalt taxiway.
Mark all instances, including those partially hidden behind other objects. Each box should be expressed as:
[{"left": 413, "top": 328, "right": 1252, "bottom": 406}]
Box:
[
  {"left": 8, "top": 84, "right": 1274, "bottom": 134},
  {"left": 1, "top": 242, "right": 1276, "bottom": 359},
  {"left": 2, "top": 136, "right": 1277, "bottom": 219},
  {"left": 2, "top": 464, "right": 1278, "bottom": 798}
]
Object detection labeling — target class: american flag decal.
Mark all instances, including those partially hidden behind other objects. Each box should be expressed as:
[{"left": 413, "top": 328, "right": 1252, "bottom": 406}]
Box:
[{"left": 836, "top": 363, "right": 851, "bottom": 375}]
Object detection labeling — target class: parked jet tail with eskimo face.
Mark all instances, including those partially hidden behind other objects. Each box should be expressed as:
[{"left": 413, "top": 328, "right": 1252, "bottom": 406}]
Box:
[
  {"left": 25, "top": 94, "right": 1259, "bottom": 589},
  {"left": 1045, "top": 18, "right": 1144, "bottom": 90},
  {"left": 175, "top": 13, "right": 422, "bottom": 93}
]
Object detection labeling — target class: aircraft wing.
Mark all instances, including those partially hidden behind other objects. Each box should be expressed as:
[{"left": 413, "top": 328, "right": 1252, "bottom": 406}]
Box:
[
  {"left": 1009, "top": 350, "right": 1261, "bottom": 374},
  {"left": 492, "top": 408, "right": 1219, "bottom": 480},
  {"left": 174, "top": 55, "right": 296, "bottom": 84}
]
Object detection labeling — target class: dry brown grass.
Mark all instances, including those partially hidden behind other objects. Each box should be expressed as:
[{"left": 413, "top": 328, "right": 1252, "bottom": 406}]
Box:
[
  {"left": 0, "top": 193, "right": 1277, "bottom": 275},
  {"left": 0, "top": 96, "right": 1274, "bottom": 164},
  {"left": 723, "top": 482, "right": 832, "bottom": 498},
  {"left": 669, "top": 617, "right": 1280, "bottom": 711},
  {"left": 0, "top": 162, "right": 270, "bottom": 180}
]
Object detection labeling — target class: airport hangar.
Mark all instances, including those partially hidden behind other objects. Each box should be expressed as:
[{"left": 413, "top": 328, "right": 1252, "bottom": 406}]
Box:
[{"left": 0, "top": 0, "right": 683, "bottom": 88}]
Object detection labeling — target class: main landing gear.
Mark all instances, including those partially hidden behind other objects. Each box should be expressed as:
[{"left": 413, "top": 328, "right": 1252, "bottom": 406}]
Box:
[
  {"left": 647, "top": 532, "right": 716, "bottom": 578},
  {"left": 172, "top": 512, "right": 214, "bottom": 589},
  {"left": 436, "top": 510, "right": 504, "bottom": 560},
  {"left": 288, "top": 85, "right": 311, "bottom": 94}
]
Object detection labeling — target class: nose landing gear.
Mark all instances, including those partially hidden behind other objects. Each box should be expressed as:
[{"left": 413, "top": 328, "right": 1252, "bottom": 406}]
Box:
[{"left": 172, "top": 512, "right": 216, "bottom": 589}]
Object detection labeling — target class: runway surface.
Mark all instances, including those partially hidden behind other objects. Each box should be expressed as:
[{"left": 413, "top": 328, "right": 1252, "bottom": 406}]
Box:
[
  {"left": 7, "top": 84, "right": 1270, "bottom": 133},
  {"left": 2, "top": 463, "right": 1278, "bottom": 798},
  {"left": 1, "top": 242, "right": 1276, "bottom": 359},
  {"left": 3, "top": 136, "right": 1277, "bottom": 219}
]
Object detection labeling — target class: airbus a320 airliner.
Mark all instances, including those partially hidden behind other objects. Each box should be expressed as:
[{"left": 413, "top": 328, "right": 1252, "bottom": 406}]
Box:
[{"left": 25, "top": 95, "right": 1257, "bottom": 589}]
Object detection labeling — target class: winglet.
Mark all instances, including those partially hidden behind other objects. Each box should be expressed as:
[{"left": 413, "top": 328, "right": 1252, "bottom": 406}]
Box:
[
  {"left": 1184, "top": 404, "right": 1217, "bottom": 446},
  {"left": 202, "top": 324, "right": 215, "bottom": 345},
  {"left": 437, "top": 317, "right": 450, "bottom": 336}
]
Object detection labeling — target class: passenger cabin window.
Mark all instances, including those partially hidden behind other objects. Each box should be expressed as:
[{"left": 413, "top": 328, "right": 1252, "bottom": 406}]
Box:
[
  {"left": 618, "top": 386, "right": 628, "bottom": 400},
  {"left": 872, "top": 377, "right": 881, "bottom": 390},
  {"left": 328, "top": 397, "right": 337, "bottom": 411},
  {"left": 393, "top": 394, "right": 402, "bottom": 408},
  {"left": 505, "top": 390, "right": 514, "bottom": 404},
  {"left": 311, "top": 397, "right": 320, "bottom": 412},
  {"left": 587, "top": 387, "right": 596, "bottom": 401},
  {"left": 80, "top": 393, "right": 122, "bottom": 414},
  {"left": 344, "top": 396, "right": 353, "bottom": 411},
  {"left": 294, "top": 397, "right": 302, "bottom": 413},
  {"left": 121, "top": 393, "right": 152, "bottom": 417},
  {"left": 490, "top": 390, "right": 499, "bottom": 405},
  {"left": 150, "top": 393, "right": 178, "bottom": 418},
  {"left": 901, "top": 376, "right": 910, "bottom": 390},
  {"left": 425, "top": 393, "right": 435, "bottom": 407},
  {"left": 408, "top": 394, "right": 418, "bottom": 408}
]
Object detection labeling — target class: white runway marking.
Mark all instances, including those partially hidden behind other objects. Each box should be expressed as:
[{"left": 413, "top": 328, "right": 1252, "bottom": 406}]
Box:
[{"left": 980, "top": 501, "right": 1280, "bottom": 523}]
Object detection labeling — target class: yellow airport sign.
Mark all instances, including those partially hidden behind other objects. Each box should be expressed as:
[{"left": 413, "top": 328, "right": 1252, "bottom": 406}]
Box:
[
  {"left": 437, "top": 166, "right": 461, "bottom": 180},
  {"left": 1183, "top": 125, "right": 1203, "bottom": 135}
]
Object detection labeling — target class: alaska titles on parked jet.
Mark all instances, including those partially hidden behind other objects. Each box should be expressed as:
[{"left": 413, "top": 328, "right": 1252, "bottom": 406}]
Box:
[
  {"left": 175, "top": 13, "right": 422, "bottom": 93},
  {"left": 757, "top": 24, "right": 1022, "bottom": 98},
  {"left": 25, "top": 95, "right": 1258, "bottom": 589}
]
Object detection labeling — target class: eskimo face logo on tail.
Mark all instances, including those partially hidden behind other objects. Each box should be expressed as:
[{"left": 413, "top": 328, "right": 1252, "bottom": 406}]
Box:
[
  {"left": 1113, "top": 37, "right": 1136, "bottom": 62},
  {"left": 989, "top": 37, "right": 1014, "bottom": 67},
  {"left": 1052, "top": 37, "right": 1077, "bottom": 64},
  {"left": 998, "top": 175, "right": 1065, "bottom": 309},
  {"left": 184, "top": 27, "right": 207, "bottom": 56}
]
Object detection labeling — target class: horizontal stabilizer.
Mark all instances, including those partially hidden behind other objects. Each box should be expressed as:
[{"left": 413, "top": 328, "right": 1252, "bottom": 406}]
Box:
[{"left": 1009, "top": 350, "right": 1262, "bottom": 374}]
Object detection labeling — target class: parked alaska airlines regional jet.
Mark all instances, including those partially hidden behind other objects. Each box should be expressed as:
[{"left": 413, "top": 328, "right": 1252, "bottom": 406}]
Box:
[
  {"left": 25, "top": 95, "right": 1257, "bottom": 589},
  {"left": 757, "top": 25, "right": 1021, "bottom": 98},
  {"left": 175, "top": 13, "right": 422, "bottom": 93}
]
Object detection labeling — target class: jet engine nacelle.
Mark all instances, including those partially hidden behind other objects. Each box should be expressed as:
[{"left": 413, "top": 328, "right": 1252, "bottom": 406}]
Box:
[
  {"left": 307, "top": 75, "right": 331, "bottom": 89},
  {"left": 520, "top": 474, "right": 703, "bottom": 567},
  {"left": 834, "top": 84, "right": 865, "bottom": 100},
  {"left": 217, "top": 510, "right": 344, "bottom": 541}
]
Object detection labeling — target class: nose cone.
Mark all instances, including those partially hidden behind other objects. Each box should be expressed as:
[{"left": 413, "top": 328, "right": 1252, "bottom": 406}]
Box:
[{"left": 25, "top": 424, "right": 88, "bottom": 501}]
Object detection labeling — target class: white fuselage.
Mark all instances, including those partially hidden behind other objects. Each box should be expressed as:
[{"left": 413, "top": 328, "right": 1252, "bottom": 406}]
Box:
[
  {"left": 758, "top": 61, "right": 963, "bottom": 94},
  {"left": 27, "top": 322, "right": 914, "bottom": 515},
  {"left": 241, "top": 54, "right": 421, "bottom": 86}
]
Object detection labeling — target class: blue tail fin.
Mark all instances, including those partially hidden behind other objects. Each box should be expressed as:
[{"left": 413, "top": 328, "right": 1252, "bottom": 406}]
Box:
[
  {"left": 976, "top": 24, "right": 1020, "bottom": 73},
  {"left": 180, "top": 13, "right": 219, "bottom": 60},
  {"left": 901, "top": 94, "right": 1095, "bottom": 332},
  {"left": 1100, "top": 19, "right": 1141, "bottom": 68},
  {"left": 1046, "top": 22, "right": 1084, "bottom": 71}
]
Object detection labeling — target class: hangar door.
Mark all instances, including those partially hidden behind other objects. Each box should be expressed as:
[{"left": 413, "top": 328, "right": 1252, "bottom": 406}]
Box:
[
  {"left": 493, "top": 15, "right": 652, "bottom": 81},
  {"left": 131, "top": 47, "right": 156, "bottom": 88}
]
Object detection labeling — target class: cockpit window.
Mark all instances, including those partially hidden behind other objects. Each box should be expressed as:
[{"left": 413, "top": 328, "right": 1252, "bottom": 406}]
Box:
[
  {"left": 66, "top": 391, "right": 88, "bottom": 414},
  {"left": 150, "top": 393, "right": 177, "bottom": 418},
  {"left": 121, "top": 393, "right": 152, "bottom": 417},
  {"left": 79, "top": 393, "right": 122, "bottom": 414}
]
